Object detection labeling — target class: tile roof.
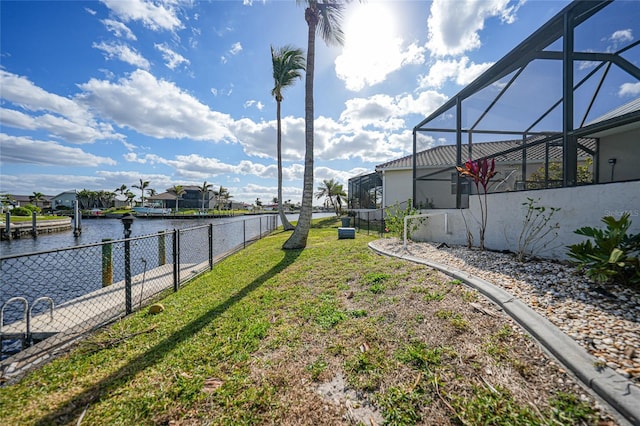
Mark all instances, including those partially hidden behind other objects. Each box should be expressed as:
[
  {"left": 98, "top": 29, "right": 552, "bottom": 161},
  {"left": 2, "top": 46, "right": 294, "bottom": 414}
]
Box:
[{"left": 376, "top": 138, "right": 595, "bottom": 171}]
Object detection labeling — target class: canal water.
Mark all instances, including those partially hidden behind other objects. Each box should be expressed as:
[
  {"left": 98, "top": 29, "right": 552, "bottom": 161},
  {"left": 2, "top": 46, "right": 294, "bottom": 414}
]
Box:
[
  {"left": 0, "top": 215, "right": 264, "bottom": 257},
  {"left": 0, "top": 213, "right": 334, "bottom": 257},
  {"left": 1, "top": 213, "right": 332, "bottom": 358}
]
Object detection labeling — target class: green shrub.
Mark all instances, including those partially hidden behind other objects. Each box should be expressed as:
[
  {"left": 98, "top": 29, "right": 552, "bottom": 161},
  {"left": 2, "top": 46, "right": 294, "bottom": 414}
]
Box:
[
  {"left": 384, "top": 198, "right": 425, "bottom": 239},
  {"left": 567, "top": 213, "right": 640, "bottom": 286},
  {"left": 11, "top": 207, "right": 31, "bottom": 216}
]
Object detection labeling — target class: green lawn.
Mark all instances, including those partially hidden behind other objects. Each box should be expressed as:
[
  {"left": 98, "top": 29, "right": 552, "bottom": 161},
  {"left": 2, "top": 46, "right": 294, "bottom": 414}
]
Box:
[{"left": 0, "top": 217, "right": 601, "bottom": 425}]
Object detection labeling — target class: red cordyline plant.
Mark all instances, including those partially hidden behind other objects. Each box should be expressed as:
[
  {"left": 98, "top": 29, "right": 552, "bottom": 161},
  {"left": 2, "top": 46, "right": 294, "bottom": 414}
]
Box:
[{"left": 456, "top": 158, "right": 498, "bottom": 250}]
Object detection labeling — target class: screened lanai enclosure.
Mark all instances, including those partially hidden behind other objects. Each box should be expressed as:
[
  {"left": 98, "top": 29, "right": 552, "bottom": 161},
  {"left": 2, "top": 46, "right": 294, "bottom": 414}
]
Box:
[{"left": 411, "top": 0, "right": 640, "bottom": 210}]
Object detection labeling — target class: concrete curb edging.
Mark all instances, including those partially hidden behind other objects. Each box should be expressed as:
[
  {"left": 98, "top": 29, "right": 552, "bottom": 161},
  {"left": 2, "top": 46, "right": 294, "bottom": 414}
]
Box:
[{"left": 368, "top": 242, "right": 640, "bottom": 426}]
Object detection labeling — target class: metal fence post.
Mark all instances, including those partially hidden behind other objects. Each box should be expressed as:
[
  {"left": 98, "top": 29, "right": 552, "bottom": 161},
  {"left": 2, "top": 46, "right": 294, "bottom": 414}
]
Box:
[
  {"left": 243, "top": 219, "right": 246, "bottom": 249},
  {"left": 259, "top": 217, "right": 262, "bottom": 238},
  {"left": 208, "top": 223, "right": 213, "bottom": 271},
  {"left": 102, "top": 239, "right": 113, "bottom": 287},
  {"left": 173, "top": 229, "right": 179, "bottom": 292},
  {"left": 158, "top": 231, "right": 166, "bottom": 266},
  {"left": 124, "top": 237, "right": 132, "bottom": 314}
]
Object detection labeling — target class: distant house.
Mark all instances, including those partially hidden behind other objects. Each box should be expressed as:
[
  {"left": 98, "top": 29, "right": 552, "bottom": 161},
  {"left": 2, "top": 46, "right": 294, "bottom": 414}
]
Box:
[
  {"left": 51, "top": 190, "right": 77, "bottom": 210},
  {"left": 148, "top": 186, "right": 216, "bottom": 210}
]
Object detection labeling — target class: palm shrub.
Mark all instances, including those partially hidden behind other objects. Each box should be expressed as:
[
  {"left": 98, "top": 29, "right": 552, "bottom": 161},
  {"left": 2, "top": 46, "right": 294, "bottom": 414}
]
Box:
[{"left": 567, "top": 213, "right": 640, "bottom": 287}]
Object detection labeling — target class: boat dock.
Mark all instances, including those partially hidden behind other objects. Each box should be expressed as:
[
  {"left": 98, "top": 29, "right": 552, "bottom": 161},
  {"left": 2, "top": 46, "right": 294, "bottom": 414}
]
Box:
[
  {"left": 1, "top": 218, "right": 72, "bottom": 241},
  {"left": 1, "top": 260, "right": 210, "bottom": 349}
]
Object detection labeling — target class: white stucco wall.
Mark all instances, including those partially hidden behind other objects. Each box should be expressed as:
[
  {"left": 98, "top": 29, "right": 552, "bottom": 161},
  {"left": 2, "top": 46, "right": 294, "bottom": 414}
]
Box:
[
  {"left": 381, "top": 169, "right": 413, "bottom": 208},
  {"left": 411, "top": 180, "right": 640, "bottom": 260},
  {"left": 598, "top": 128, "right": 640, "bottom": 183}
]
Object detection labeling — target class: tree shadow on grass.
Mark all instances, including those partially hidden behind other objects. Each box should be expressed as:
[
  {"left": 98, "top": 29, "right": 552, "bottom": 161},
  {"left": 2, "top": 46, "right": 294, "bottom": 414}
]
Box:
[{"left": 34, "top": 249, "right": 302, "bottom": 425}]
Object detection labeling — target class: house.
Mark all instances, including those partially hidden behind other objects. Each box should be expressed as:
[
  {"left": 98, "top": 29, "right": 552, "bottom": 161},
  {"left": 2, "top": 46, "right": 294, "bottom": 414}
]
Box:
[
  {"left": 51, "top": 190, "right": 77, "bottom": 210},
  {"left": 374, "top": 137, "right": 597, "bottom": 209},
  {"left": 351, "top": 0, "right": 640, "bottom": 260},
  {"left": 148, "top": 186, "right": 216, "bottom": 210}
]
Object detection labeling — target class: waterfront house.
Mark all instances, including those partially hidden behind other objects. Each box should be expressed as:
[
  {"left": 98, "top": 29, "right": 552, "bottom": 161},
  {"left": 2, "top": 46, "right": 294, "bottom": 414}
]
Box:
[{"left": 51, "top": 190, "right": 77, "bottom": 210}]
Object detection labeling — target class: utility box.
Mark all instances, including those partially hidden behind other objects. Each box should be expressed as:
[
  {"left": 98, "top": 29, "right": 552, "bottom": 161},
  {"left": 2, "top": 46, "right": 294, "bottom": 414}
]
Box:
[
  {"left": 341, "top": 217, "right": 351, "bottom": 227},
  {"left": 338, "top": 227, "right": 355, "bottom": 239}
]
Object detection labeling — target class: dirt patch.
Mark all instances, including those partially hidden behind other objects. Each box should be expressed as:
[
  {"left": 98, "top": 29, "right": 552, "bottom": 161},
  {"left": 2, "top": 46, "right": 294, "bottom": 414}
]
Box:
[{"left": 246, "top": 259, "right": 618, "bottom": 425}]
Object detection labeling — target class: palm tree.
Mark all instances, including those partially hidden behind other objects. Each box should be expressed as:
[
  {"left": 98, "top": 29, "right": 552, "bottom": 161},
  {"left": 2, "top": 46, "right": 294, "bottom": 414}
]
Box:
[
  {"left": 133, "top": 179, "right": 150, "bottom": 207},
  {"left": 167, "top": 185, "right": 186, "bottom": 213},
  {"left": 96, "top": 190, "right": 115, "bottom": 209},
  {"left": 125, "top": 191, "right": 136, "bottom": 208},
  {"left": 315, "top": 178, "right": 346, "bottom": 216},
  {"left": 217, "top": 186, "right": 231, "bottom": 210},
  {"left": 199, "top": 181, "right": 213, "bottom": 212},
  {"left": 271, "top": 44, "right": 305, "bottom": 231},
  {"left": 283, "top": 0, "right": 346, "bottom": 249},
  {"left": 29, "top": 192, "right": 45, "bottom": 209},
  {"left": 115, "top": 184, "right": 128, "bottom": 197}
]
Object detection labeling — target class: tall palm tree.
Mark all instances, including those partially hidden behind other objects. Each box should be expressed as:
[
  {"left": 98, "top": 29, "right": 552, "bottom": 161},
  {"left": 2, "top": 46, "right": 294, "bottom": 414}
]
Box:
[
  {"left": 271, "top": 44, "right": 305, "bottom": 231},
  {"left": 199, "top": 181, "right": 213, "bottom": 212},
  {"left": 167, "top": 185, "right": 186, "bottom": 213},
  {"left": 283, "top": 0, "right": 346, "bottom": 249},
  {"left": 217, "top": 186, "right": 231, "bottom": 210},
  {"left": 29, "top": 192, "right": 45, "bottom": 209},
  {"left": 133, "top": 179, "right": 150, "bottom": 207},
  {"left": 315, "top": 178, "right": 346, "bottom": 216},
  {"left": 115, "top": 184, "right": 128, "bottom": 197},
  {"left": 125, "top": 191, "right": 136, "bottom": 208}
]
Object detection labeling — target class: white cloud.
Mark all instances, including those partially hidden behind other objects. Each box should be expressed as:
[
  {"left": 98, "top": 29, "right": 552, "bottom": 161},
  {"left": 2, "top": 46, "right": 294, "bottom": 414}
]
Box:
[
  {"left": 610, "top": 29, "right": 633, "bottom": 43},
  {"left": 0, "top": 71, "right": 122, "bottom": 143},
  {"left": 619, "top": 82, "right": 640, "bottom": 97},
  {"left": 100, "top": 0, "right": 183, "bottom": 32},
  {"left": 419, "top": 57, "right": 493, "bottom": 88},
  {"left": 229, "top": 42, "right": 243, "bottom": 55},
  {"left": 426, "top": 0, "right": 520, "bottom": 57},
  {"left": 0, "top": 134, "right": 116, "bottom": 166},
  {"left": 77, "top": 70, "right": 236, "bottom": 142},
  {"left": 336, "top": 3, "right": 425, "bottom": 91},
  {"left": 243, "top": 100, "right": 264, "bottom": 110},
  {"left": 339, "top": 95, "right": 404, "bottom": 131},
  {"left": 101, "top": 19, "right": 137, "bottom": 40},
  {"left": 154, "top": 43, "right": 190, "bottom": 70},
  {"left": 1, "top": 70, "right": 90, "bottom": 121},
  {"left": 93, "top": 41, "right": 150, "bottom": 69}
]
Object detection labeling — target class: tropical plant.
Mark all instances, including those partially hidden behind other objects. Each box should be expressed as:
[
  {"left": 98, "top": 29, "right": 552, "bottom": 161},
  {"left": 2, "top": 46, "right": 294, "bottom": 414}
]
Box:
[
  {"left": 516, "top": 197, "right": 560, "bottom": 262},
  {"left": 271, "top": 44, "right": 305, "bottom": 231},
  {"left": 133, "top": 179, "right": 150, "bottom": 206},
  {"left": 167, "top": 185, "right": 186, "bottom": 212},
  {"left": 456, "top": 158, "right": 498, "bottom": 250},
  {"left": 125, "top": 191, "right": 136, "bottom": 207},
  {"left": 315, "top": 178, "right": 346, "bottom": 216},
  {"left": 147, "top": 188, "right": 157, "bottom": 198},
  {"left": 384, "top": 199, "right": 424, "bottom": 239},
  {"left": 29, "top": 192, "right": 45, "bottom": 209},
  {"left": 199, "top": 181, "right": 213, "bottom": 212},
  {"left": 567, "top": 213, "right": 640, "bottom": 286},
  {"left": 283, "top": 0, "right": 346, "bottom": 249},
  {"left": 528, "top": 158, "right": 593, "bottom": 189},
  {"left": 115, "top": 184, "right": 128, "bottom": 197},
  {"left": 96, "top": 190, "right": 115, "bottom": 209},
  {"left": 215, "top": 186, "right": 232, "bottom": 211},
  {"left": 77, "top": 189, "right": 97, "bottom": 210}
]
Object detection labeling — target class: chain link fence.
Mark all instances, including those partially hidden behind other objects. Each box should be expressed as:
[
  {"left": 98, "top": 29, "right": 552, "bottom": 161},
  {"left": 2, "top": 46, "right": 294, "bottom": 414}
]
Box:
[
  {"left": 349, "top": 209, "right": 386, "bottom": 236},
  {"left": 0, "top": 215, "right": 277, "bottom": 360}
]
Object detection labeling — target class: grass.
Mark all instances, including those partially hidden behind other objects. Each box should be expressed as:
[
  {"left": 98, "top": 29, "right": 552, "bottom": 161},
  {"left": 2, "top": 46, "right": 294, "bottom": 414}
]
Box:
[{"left": 0, "top": 217, "right": 607, "bottom": 425}]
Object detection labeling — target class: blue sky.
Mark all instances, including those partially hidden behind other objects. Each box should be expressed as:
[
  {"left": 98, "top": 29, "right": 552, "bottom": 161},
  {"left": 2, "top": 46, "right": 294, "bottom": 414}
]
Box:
[{"left": 1, "top": 0, "right": 639, "bottom": 204}]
